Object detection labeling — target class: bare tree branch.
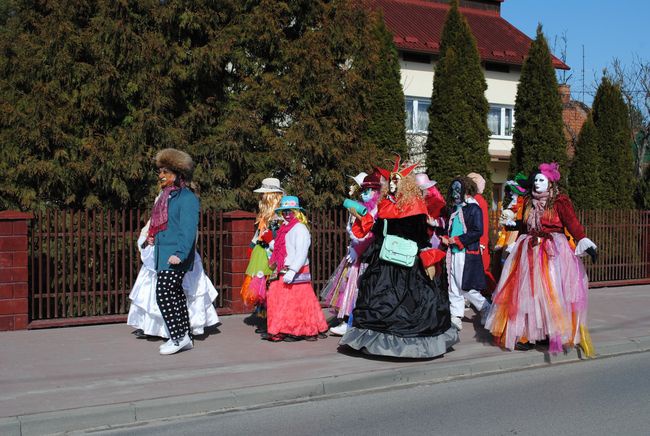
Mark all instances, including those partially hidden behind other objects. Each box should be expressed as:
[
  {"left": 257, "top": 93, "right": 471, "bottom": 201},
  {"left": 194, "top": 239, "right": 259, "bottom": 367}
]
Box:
[{"left": 606, "top": 56, "right": 650, "bottom": 178}]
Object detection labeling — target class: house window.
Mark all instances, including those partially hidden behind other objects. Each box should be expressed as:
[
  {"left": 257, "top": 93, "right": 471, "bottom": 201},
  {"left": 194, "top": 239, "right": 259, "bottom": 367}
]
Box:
[
  {"left": 405, "top": 97, "right": 431, "bottom": 133},
  {"left": 488, "top": 105, "right": 514, "bottom": 138}
]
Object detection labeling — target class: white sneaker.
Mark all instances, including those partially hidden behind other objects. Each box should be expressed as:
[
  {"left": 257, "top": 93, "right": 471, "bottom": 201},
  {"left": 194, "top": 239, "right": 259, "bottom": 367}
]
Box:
[
  {"left": 159, "top": 334, "right": 193, "bottom": 355},
  {"left": 159, "top": 338, "right": 173, "bottom": 350},
  {"left": 451, "top": 316, "right": 463, "bottom": 331},
  {"left": 479, "top": 303, "right": 491, "bottom": 326},
  {"left": 329, "top": 322, "right": 348, "bottom": 336}
]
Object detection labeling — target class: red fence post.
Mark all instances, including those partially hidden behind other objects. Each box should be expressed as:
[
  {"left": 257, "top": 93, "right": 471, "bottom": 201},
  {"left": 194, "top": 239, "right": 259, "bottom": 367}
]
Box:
[
  {"left": 221, "top": 210, "right": 256, "bottom": 314},
  {"left": 0, "top": 211, "right": 33, "bottom": 331}
]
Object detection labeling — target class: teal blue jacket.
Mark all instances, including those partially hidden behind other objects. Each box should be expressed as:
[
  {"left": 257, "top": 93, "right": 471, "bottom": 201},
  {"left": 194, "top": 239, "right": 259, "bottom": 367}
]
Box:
[{"left": 154, "top": 187, "right": 200, "bottom": 272}]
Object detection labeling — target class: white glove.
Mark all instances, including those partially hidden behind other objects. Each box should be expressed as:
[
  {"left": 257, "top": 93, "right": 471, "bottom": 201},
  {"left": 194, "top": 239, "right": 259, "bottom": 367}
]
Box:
[
  {"left": 505, "top": 242, "right": 515, "bottom": 254},
  {"left": 345, "top": 247, "right": 358, "bottom": 264},
  {"left": 283, "top": 269, "right": 296, "bottom": 284},
  {"left": 575, "top": 237, "right": 597, "bottom": 257}
]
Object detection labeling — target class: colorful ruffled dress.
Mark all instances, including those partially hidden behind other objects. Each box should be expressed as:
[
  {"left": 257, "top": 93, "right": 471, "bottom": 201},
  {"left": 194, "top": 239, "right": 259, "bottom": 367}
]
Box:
[
  {"left": 485, "top": 194, "right": 594, "bottom": 356},
  {"left": 321, "top": 205, "right": 377, "bottom": 319},
  {"left": 240, "top": 220, "right": 279, "bottom": 307},
  {"left": 128, "top": 232, "right": 219, "bottom": 337}
]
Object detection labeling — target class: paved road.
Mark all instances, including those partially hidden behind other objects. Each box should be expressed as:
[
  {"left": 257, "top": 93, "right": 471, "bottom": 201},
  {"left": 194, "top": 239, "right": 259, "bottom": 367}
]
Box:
[{"left": 83, "top": 352, "right": 650, "bottom": 436}]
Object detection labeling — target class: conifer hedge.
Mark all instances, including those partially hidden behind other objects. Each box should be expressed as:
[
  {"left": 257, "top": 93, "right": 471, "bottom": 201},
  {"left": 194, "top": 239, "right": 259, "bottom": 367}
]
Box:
[{"left": 0, "top": 0, "right": 406, "bottom": 211}]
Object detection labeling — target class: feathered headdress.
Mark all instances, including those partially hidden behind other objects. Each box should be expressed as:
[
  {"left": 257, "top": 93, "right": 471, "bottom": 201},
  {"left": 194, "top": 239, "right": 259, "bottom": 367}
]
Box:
[{"left": 376, "top": 155, "right": 418, "bottom": 181}]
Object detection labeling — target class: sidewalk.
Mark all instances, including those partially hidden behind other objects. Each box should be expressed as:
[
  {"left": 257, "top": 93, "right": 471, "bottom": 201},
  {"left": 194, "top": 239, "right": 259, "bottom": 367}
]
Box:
[{"left": 1, "top": 285, "right": 649, "bottom": 435}]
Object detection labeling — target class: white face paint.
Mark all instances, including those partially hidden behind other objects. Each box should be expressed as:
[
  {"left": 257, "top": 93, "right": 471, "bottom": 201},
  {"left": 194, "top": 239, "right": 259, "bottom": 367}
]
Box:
[
  {"left": 534, "top": 174, "right": 549, "bottom": 193},
  {"left": 389, "top": 176, "right": 399, "bottom": 194}
]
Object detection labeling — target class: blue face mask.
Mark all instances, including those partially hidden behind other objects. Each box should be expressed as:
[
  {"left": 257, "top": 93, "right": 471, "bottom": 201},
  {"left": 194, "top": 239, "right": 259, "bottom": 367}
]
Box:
[
  {"left": 360, "top": 189, "right": 374, "bottom": 203},
  {"left": 451, "top": 181, "right": 462, "bottom": 204}
]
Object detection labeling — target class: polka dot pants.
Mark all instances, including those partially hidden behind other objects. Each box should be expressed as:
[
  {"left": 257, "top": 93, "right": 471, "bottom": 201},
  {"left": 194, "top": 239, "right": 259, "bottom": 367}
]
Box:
[{"left": 156, "top": 269, "right": 190, "bottom": 341}]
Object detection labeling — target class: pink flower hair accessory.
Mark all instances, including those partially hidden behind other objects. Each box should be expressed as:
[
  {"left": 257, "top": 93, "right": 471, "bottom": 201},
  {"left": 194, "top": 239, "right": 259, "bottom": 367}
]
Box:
[{"left": 539, "top": 162, "right": 561, "bottom": 182}]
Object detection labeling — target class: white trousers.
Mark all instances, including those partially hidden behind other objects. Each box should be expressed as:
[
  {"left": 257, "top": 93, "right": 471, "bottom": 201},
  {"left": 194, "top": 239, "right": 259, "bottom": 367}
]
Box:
[{"left": 448, "top": 251, "right": 488, "bottom": 318}]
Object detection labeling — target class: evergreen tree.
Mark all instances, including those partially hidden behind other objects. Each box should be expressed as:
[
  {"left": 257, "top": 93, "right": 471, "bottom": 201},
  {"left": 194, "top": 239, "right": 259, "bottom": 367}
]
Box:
[
  {"left": 424, "top": 0, "right": 491, "bottom": 196},
  {"left": 634, "top": 167, "right": 650, "bottom": 210},
  {"left": 591, "top": 76, "right": 634, "bottom": 209},
  {"left": 0, "top": 0, "right": 237, "bottom": 210},
  {"left": 509, "top": 24, "right": 566, "bottom": 180},
  {"left": 358, "top": 10, "right": 406, "bottom": 157},
  {"left": 568, "top": 114, "right": 603, "bottom": 209},
  {"left": 215, "top": 0, "right": 395, "bottom": 209},
  {"left": 0, "top": 0, "right": 398, "bottom": 211}
]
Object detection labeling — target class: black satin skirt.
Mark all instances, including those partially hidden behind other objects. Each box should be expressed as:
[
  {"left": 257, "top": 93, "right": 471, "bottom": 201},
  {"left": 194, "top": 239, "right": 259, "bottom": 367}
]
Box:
[{"left": 340, "top": 246, "right": 459, "bottom": 358}]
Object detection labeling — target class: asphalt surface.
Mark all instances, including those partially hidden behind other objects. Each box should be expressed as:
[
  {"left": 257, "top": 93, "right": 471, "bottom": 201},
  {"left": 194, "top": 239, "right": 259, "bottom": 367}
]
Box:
[
  {"left": 83, "top": 351, "right": 650, "bottom": 436},
  {"left": 0, "top": 285, "right": 649, "bottom": 435}
]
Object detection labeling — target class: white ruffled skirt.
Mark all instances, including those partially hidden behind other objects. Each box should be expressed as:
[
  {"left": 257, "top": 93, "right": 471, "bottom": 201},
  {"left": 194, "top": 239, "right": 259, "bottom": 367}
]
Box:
[{"left": 127, "top": 241, "right": 219, "bottom": 338}]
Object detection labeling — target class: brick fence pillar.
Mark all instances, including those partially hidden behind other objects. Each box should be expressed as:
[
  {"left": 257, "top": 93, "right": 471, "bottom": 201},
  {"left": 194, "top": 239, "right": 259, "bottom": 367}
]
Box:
[
  {"left": 221, "top": 210, "right": 256, "bottom": 314},
  {"left": 0, "top": 211, "right": 33, "bottom": 331}
]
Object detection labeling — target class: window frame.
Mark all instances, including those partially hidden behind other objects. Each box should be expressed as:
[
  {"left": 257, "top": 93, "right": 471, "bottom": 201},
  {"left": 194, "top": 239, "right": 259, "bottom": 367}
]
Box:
[
  {"left": 488, "top": 104, "right": 515, "bottom": 139},
  {"left": 405, "top": 97, "right": 431, "bottom": 134}
]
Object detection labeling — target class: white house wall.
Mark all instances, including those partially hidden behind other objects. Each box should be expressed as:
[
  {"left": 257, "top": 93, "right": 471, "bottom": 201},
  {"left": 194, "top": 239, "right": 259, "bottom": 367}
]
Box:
[{"left": 399, "top": 58, "right": 521, "bottom": 185}]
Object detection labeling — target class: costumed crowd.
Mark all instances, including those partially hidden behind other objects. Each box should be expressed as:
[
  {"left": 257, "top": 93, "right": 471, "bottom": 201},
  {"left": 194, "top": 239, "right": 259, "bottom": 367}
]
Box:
[{"left": 128, "top": 149, "right": 597, "bottom": 359}]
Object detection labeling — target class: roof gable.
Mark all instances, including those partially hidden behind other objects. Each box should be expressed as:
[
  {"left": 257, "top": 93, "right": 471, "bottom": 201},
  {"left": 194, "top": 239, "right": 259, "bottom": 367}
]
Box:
[{"left": 367, "top": 0, "right": 570, "bottom": 70}]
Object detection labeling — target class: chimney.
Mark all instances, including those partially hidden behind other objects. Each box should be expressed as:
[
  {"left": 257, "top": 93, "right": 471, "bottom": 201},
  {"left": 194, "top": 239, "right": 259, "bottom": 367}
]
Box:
[{"left": 558, "top": 84, "right": 571, "bottom": 105}]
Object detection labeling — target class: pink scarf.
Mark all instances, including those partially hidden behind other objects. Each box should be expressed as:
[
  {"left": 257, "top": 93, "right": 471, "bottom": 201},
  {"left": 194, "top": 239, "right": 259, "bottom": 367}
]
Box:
[
  {"left": 148, "top": 182, "right": 185, "bottom": 238},
  {"left": 269, "top": 217, "right": 300, "bottom": 271},
  {"left": 527, "top": 190, "right": 550, "bottom": 232}
]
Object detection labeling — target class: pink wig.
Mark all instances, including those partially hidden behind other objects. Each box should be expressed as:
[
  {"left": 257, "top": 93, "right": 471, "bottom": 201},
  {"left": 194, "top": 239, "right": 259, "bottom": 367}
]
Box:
[{"left": 539, "top": 162, "right": 561, "bottom": 182}]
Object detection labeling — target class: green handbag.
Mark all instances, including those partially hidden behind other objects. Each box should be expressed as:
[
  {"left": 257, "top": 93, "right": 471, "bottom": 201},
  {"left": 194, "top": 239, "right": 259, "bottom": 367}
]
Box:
[{"left": 379, "top": 220, "right": 418, "bottom": 267}]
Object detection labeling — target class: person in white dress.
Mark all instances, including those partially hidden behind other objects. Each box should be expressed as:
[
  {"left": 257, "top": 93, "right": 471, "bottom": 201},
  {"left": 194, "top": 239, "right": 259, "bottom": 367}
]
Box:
[{"left": 127, "top": 221, "right": 219, "bottom": 339}]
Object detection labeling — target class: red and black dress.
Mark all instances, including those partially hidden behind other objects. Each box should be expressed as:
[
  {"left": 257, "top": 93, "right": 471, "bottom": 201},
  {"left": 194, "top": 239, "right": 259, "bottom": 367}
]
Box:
[{"left": 339, "top": 196, "right": 458, "bottom": 358}]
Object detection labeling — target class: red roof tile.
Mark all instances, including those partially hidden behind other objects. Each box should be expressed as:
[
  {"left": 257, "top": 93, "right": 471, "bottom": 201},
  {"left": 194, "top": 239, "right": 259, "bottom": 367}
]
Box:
[{"left": 366, "top": 0, "right": 570, "bottom": 70}]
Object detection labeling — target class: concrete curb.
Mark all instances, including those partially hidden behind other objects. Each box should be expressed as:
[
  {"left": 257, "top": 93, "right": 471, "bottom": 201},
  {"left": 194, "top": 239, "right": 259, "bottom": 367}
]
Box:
[{"left": 8, "top": 336, "right": 650, "bottom": 436}]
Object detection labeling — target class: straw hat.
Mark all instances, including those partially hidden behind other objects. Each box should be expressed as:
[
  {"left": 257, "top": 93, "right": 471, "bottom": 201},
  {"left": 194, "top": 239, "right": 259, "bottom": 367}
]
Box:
[{"left": 253, "top": 178, "right": 284, "bottom": 193}]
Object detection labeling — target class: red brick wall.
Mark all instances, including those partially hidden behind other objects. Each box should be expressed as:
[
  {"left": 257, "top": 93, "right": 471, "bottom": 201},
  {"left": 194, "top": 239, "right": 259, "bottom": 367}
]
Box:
[
  {"left": 559, "top": 84, "right": 589, "bottom": 160},
  {"left": 220, "top": 211, "right": 256, "bottom": 314},
  {"left": 563, "top": 105, "right": 589, "bottom": 159},
  {"left": 0, "top": 211, "right": 32, "bottom": 331}
]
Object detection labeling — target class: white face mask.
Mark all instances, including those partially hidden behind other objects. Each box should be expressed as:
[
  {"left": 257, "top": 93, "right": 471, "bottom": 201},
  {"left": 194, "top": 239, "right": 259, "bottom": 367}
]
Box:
[
  {"left": 534, "top": 174, "right": 549, "bottom": 193},
  {"left": 389, "top": 176, "right": 399, "bottom": 194}
]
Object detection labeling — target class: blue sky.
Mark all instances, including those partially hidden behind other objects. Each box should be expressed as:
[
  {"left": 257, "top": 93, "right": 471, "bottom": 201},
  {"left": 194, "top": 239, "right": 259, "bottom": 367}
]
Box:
[{"left": 502, "top": 0, "right": 649, "bottom": 106}]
